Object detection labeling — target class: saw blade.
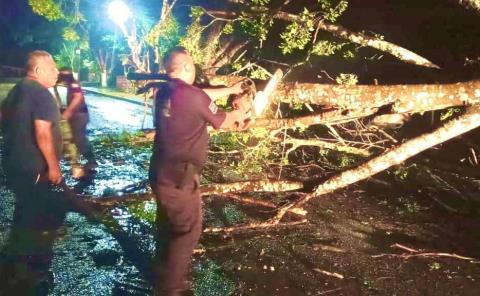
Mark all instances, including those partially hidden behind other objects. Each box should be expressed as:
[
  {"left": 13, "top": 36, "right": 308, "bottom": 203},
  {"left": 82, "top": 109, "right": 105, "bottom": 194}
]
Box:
[{"left": 252, "top": 69, "right": 283, "bottom": 117}]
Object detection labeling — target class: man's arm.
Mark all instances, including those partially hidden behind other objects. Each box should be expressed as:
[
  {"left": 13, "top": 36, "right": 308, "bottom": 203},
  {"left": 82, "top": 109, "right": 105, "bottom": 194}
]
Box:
[
  {"left": 62, "top": 91, "right": 84, "bottom": 120},
  {"left": 203, "top": 81, "right": 244, "bottom": 101},
  {"left": 35, "top": 119, "right": 62, "bottom": 184},
  {"left": 219, "top": 109, "right": 250, "bottom": 131}
]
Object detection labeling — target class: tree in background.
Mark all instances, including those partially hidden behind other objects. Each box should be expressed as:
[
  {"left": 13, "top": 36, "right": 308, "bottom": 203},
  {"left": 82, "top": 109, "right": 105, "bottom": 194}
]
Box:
[{"left": 27, "top": 0, "right": 132, "bottom": 85}]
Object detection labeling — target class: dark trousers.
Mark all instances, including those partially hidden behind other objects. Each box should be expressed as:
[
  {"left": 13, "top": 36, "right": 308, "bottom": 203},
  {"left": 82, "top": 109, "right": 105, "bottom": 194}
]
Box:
[
  {"left": 69, "top": 112, "right": 95, "bottom": 162},
  {"left": 151, "top": 163, "right": 202, "bottom": 296},
  {"left": 0, "top": 172, "right": 69, "bottom": 296}
]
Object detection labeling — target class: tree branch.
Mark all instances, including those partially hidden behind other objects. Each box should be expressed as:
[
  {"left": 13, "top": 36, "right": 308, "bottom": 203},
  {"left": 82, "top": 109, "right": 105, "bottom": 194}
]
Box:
[
  {"left": 205, "top": 9, "right": 440, "bottom": 69},
  {"left": 283, "top": 138, "right": 371, "bottom": 156},
  {"left": 273, "top": 104, "right": 480, "bottom": 222}
]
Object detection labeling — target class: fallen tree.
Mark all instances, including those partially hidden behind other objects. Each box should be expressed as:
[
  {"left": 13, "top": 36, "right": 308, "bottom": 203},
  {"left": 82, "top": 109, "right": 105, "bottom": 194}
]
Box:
[
  {"left": 209, "top": 76, "right": 480, "bottom": 114},
  {"left": 202, "top": 104, "right": 480, "bottom": 232}
]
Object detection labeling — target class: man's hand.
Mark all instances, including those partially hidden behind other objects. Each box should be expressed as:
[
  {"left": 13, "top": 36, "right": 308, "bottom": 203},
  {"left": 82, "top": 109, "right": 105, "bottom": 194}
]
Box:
[
  {"left": 220, "top": 109, "right": 252, "bottom": 131},
  {"left": 237, "top": 117, "right": 251, "bottom": 131},
  {"left": 231, "top": 109, "right": 251, "bottom": 131},
  {"left": 203, "top": 80, "right": 248, "bottom": 101},
  {"left": 231, "top": 93, "right": 253, "bottom": 115},
  {"left": 35, "top": 119, "right": 63, "bottom": 185},
  {"left": 61, "top": 110, "right": 73, "bottom": 120},
  {"left": 229, "top": 81, "right": 245, "bottom": 96},
  {"left": 48, "top": 165, "right": 63, "bottom": 184}
]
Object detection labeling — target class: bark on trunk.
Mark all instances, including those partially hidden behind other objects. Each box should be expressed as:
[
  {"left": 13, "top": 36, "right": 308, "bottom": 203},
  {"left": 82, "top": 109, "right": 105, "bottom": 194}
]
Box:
[
  {"left": 80, "top": 180, "right": 303, "bottom": 207},
  {"left": 202, "top": 179, "right": 303, "bottom": 194},
  {"left": 274, "top": 80, "right": 480, "bottom": 112},
  {"left": 208, "top": 76, "right": 480, "bottom": 116}
]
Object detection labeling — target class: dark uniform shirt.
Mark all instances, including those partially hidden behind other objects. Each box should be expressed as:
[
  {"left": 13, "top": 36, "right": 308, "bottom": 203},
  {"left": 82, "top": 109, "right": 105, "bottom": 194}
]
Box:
[
  {"left": 0, "top": 78, "right": 62, "bottom": 174},
  {"left": 152, "top": 79, "right": 226, "bottom": 167}
]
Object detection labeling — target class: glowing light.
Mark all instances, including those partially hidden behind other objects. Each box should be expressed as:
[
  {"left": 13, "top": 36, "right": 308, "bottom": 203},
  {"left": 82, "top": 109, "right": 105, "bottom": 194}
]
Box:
[{"left": 108, "top": 0, "right": 131, "bottom": 26}]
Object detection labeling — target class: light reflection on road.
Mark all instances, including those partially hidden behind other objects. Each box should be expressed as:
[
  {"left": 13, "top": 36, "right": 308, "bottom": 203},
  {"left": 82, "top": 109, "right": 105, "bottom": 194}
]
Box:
[{"left": 86, "top": 94, "right": 153, "bottom": 132}]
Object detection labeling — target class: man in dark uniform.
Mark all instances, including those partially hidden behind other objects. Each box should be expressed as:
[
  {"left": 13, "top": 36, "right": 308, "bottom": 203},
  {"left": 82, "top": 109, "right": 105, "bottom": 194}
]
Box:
[
  {"left": 56, "top": 67, "right": 97, "bottom": 178},
  {"left": 150, "top": 47, "right": 250, "bottom": 296},
  {"left": 0, "top": 50, "right": 65, "bottom": 295}
]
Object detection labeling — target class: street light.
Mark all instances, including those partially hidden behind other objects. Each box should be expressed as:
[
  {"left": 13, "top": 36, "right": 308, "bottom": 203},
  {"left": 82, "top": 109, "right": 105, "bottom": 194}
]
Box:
[{"left": 108, "top": 0, "right": 131, "bottom": 35}]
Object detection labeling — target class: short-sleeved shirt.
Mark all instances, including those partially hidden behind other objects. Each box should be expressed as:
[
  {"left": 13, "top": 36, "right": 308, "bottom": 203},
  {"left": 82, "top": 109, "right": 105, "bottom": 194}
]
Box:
[
  {"left": 67, "top": 81, "right": 88, "bottom": 113},
  {"left": 152, "top": 79, "right": 226, "bottom": 167},
  {"left": 0, "top": 78, "right": 62, "bottom": 175}
]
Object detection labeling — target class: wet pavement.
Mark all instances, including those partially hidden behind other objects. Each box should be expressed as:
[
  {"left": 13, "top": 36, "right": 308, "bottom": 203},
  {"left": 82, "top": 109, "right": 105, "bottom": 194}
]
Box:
[
  {"left": 1, "top": 92, "right": 235, "bottom": 296},
  {"left": 0, "top": 93, "right": 155, "bottom": 295}
]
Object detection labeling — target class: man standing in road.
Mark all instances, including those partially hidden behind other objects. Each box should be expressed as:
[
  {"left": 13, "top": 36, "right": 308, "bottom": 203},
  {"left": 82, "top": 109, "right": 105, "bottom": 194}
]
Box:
[
  {"left": 0, "top": 50, "right": 65, "bottom": 295},
  {"left": 55, "top": 67, "right": 97, "bottom": 178},
  {"left": 150, "top": 46, "right": 250, "bottom": 296}
]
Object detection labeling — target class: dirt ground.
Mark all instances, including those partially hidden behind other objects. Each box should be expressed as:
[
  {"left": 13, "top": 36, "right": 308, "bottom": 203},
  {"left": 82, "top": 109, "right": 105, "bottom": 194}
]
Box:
[
  {"left": 196, "top": 127, "right": 480, "bottom": 296},
  {"left": 200, "top": 176, "right": 480, "bottom": 296}
]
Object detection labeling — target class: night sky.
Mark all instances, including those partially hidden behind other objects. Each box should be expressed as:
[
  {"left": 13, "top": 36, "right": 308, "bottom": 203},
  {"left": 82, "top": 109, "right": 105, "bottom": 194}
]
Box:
[{"left": 0, "top": 0, "right": 479, "bottom": 83}]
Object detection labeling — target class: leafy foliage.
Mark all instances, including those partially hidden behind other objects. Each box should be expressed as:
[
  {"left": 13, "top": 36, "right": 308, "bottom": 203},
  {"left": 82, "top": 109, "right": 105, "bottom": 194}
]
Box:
[
  {"left": 180, "top": 8, "right": 209, "bottom": 65},
  {"left": 27, "top": 0, "right": 109, "bottom": 78},
  {"left": 28, "top": 0, "right": 64, "bottom": 21},
  {"left": 193, "top": 260, "right": 236, "bottom": 296},
  {"left": 127, "top": 201, "right": 156, "bottom": 225},
  {"left": 62, "top": 27, "right": 80, "bottom": 41},
  {"left": 240, "top": 13, "right": 273, "bottom": 46},
  {"left": 144, "top": 15, "right": 182, "bottom": 58},
  {"left": 251, "top": 0, "right": 271, "bottom": 5},
  {"left": 335, "top": 73, "right": 358, "bottom": 85},
  {"left": 92, "top": 131, "right": 150, "bottom": 150},
  {"left": 280, "top": 8, "right": 315, "bottom": 55},
  {"left": 318, "top": 0, "right": 349, "bottom": 22},
  {"left": 180, "top": 7, "right": 221, "bottom": 68},
  {"left": 440, "top": 107, "right": 462, "bottom": 121},
  {"left": 222, "top": 23, "right": 234, "bottom": 35},
  {"left": 231, "top": 61, "right": 271, "bottom": 79},
  {"left": 54, "top": 42, "right": 77, "bottom": 69},
  {"left": 222, "top": 204, "right": 247, "bottom": 225},
  {"left": 210, "top": 128, "right": 276, "bottom": 179},
  {"left": 312, "top": 40, "right": 346, "bottom": 56}
]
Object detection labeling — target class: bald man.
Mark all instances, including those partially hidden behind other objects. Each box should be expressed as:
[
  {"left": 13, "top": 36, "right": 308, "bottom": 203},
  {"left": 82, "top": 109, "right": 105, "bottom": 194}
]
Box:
[
  {"left": 0, "top": 50, "right": 66, "bottom": 295},
  {"left": 149, "top": 47, "right": 250, "bottom": 296}
]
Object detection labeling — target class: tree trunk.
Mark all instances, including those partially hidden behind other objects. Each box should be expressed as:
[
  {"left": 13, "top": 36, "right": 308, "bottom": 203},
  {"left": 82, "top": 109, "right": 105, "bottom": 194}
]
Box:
[
  {"left": 101, "top": 70, "right": 107, "bottom": 87},
  {"left": 274, "top": 80, "right": 480, "bottom": 112},
  {"left": 207, "top": 76, "right": 480, "bottom": 116}
]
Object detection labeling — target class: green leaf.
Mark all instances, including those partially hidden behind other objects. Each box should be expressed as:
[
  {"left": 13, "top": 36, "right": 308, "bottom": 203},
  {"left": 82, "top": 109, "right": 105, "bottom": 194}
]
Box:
[{"left": 28, "top": 0, "right": 64, "bottom": 21}]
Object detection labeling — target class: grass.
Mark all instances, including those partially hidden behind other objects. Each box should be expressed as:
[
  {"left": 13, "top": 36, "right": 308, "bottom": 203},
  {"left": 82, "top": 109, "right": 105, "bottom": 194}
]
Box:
[{"left": 0, "top": 78, "right": 19, "bottom": 103}]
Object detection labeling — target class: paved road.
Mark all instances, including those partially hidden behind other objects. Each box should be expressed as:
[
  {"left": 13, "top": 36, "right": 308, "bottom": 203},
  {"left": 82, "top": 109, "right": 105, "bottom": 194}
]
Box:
[
  {"left": 1, "top": 91, "right": 154, "bottom": 295},
  {"left": 86, "top": 93, "right": 153, "bottom": 133}
]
